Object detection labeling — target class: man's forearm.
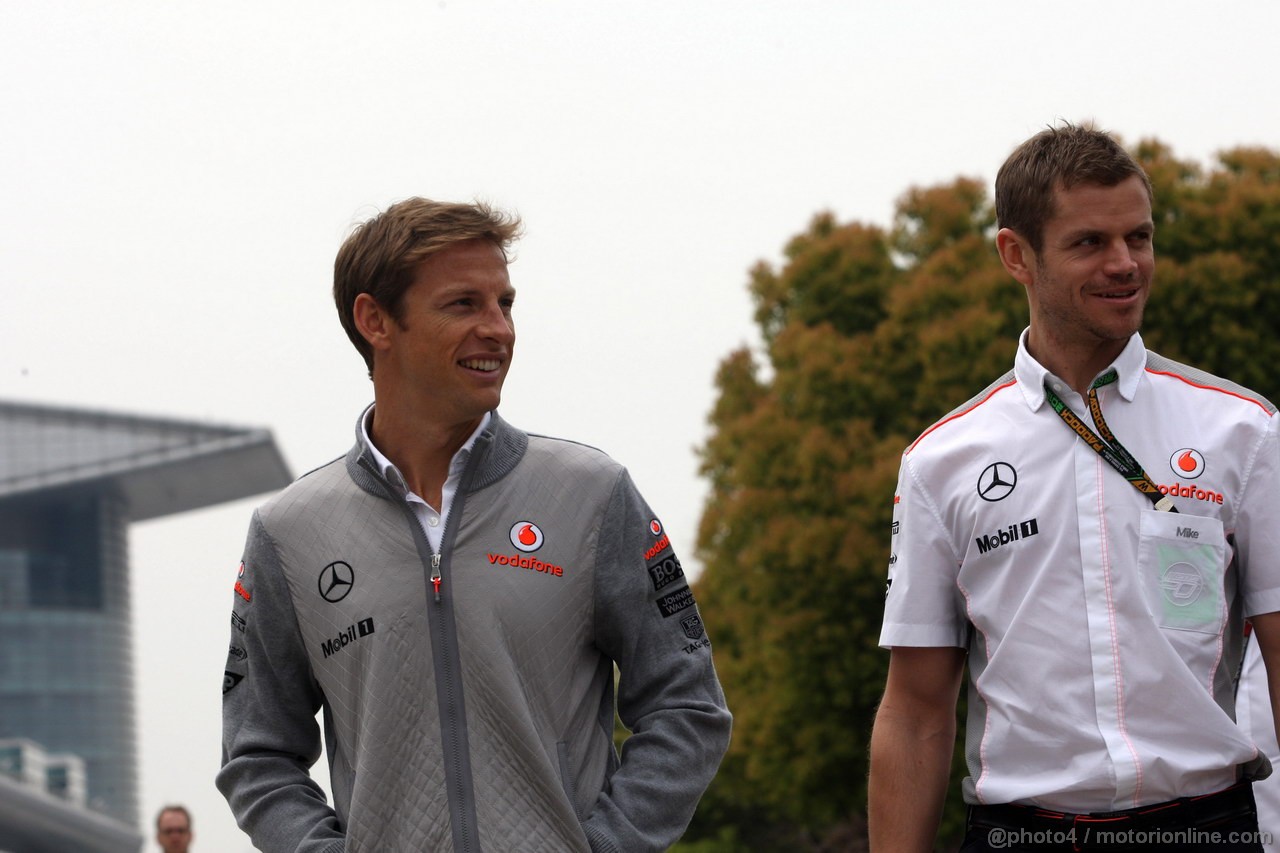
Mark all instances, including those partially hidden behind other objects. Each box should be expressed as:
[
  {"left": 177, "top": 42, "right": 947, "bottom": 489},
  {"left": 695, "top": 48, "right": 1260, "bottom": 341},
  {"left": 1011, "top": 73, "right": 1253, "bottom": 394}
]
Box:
[{"left": 868, "top": 697, "right": 956, "bottom": 851}]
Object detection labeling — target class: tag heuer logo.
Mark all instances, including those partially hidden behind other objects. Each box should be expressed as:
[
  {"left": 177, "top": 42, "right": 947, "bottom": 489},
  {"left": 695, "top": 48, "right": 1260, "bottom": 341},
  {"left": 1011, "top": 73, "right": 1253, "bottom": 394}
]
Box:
[{"left": 680, "top": 613, "right": 705, "bottom": 640}]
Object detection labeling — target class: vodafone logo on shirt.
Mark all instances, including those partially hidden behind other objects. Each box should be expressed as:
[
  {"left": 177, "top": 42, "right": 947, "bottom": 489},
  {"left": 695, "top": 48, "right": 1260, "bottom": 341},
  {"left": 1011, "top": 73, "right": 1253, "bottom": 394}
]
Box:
[
  {"left": 1159, "top": 448, "right": 1226, "bottom": 506},
  {"left": 1170, "top": 448, "right": 1206, "bottom": 479}
]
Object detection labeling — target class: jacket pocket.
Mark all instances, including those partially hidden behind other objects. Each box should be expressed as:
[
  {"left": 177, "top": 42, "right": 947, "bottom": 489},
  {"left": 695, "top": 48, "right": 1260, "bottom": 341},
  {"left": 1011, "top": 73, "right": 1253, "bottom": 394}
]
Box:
[{"left": 1138, "top": 509, "right": 1227, "bottom": 634}]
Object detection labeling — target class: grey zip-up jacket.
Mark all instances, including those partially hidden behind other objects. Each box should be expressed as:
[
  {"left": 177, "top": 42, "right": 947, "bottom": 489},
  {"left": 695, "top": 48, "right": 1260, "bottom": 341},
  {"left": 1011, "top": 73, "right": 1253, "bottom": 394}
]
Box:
[{"left": 217, "top": 412, "right": 731, "bottom": 853}]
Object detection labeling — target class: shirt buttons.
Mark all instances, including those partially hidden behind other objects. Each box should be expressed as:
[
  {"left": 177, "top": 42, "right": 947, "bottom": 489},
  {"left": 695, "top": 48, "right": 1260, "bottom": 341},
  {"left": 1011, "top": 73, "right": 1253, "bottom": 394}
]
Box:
[{"left": 428, "top": 516, "right": 440, "bottom": 527}]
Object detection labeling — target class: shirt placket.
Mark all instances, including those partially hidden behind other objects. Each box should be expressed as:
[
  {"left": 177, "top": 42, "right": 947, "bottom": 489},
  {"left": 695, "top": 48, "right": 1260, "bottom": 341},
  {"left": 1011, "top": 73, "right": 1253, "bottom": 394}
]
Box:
[{"left": 1070, "top": 386, "right": 1144, "bottom": 809}]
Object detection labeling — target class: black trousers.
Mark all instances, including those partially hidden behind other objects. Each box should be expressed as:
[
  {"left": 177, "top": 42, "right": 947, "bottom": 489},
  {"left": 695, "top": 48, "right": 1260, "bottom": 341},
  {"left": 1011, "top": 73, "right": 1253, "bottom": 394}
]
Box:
[{"left": 960, "top": 783, "right": 1265, "bottom": 852}]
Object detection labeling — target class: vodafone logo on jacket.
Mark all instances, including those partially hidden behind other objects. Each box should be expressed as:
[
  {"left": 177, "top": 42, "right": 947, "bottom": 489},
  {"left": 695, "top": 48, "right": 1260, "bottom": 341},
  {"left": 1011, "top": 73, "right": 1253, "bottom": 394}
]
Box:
[
  {"left": 234, "top": 561, "right": 251, "bottom": 602},
  {"left": 490, "top": 521, "right": 564, "bottom": 578},
  {"left": 510, "top": 521, "right": 545, "bottom": 552}
]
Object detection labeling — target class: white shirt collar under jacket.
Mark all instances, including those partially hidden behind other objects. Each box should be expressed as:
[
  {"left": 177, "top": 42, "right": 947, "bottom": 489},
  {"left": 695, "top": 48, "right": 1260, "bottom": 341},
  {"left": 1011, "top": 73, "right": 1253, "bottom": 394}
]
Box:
[{"left": 359, "top": 405, "right": 490, "bottom": 553}]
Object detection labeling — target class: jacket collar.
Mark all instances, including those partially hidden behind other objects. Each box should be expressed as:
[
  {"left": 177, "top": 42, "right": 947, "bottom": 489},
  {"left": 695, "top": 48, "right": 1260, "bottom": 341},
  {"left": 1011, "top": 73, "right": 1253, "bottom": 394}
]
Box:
[{"left": 345, "top": 409, "right": 528, "bottom": 499}]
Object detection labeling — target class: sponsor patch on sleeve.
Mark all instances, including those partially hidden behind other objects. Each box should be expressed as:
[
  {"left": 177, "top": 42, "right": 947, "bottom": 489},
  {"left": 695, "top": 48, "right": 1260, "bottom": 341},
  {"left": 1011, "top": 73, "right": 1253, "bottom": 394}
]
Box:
[
  {"left": 646, "top": 552, "right": 686, "bottom": 592},
  {"left": 656, "top": 585, "right": 697, "bottom": 618},
  {"left": 234, "top": 561, "right": 252, "bottom": 601},
  {"left": 643, "top": 530, "right": 672, "bottom": 562},
  {"left": 223, "top": 671, "right": 245, "bottom": 695}
]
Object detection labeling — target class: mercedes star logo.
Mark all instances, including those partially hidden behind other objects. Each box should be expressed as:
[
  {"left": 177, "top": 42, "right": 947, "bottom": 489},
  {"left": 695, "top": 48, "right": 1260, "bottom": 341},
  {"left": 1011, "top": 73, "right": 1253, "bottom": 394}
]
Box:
[
  {"left": 318, "top": 561, "right": 355, "bottom": 603},
  {"left": 977, "top": 462, "right": 1017, "bottom": 502}
]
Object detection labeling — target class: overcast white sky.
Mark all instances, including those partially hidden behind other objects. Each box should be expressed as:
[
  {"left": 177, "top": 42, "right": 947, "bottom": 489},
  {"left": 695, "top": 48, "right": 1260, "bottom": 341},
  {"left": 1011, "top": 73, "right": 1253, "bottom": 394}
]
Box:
[{"left": 3, "top": 2, "right": 1280, "bottom": 850}]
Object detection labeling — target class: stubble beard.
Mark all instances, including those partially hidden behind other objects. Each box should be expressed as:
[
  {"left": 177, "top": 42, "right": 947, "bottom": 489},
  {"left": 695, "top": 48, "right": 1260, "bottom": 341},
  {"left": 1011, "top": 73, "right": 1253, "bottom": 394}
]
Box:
[{"left": 1034, "top": 265, "right": 1148, "bottom": 351}]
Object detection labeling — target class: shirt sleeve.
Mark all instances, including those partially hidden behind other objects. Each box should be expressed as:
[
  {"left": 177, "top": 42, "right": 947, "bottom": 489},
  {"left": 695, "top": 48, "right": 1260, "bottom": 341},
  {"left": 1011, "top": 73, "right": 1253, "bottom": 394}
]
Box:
[
  {"left": 215, "top": 511, "right": 347, "bottom": 853},
  {"left": 581, "top": 470, "right": 733, "bottom": 853},
  {"left": 1238, "top": 413, "right": 1280, "bottom": 618},
  {"left": 879, "top": 452, "right": 970, "bottom": 648}
]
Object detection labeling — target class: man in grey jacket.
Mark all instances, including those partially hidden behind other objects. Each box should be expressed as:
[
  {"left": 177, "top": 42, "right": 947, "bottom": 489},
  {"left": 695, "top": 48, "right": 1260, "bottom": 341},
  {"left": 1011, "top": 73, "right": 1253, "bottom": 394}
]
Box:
[{"left": 217, "top": 198, "right": 732, "bottom": 853}]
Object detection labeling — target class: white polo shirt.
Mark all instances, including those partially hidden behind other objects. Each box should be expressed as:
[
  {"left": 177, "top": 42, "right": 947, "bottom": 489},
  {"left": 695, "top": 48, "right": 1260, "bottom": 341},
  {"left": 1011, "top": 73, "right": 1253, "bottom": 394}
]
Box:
[{"left": 881, "top": 331, "right": 1280, "bottom": 812}]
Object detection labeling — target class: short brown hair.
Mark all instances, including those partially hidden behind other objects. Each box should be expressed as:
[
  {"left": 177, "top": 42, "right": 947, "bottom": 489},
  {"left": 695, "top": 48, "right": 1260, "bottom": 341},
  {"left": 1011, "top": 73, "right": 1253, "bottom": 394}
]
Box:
[
  {"left": 155, "top": 804, "right": 192, "bottom": 831},
  {"left": 995, "top": 122, "right": 1152, "bottom": 252},
  {"left": 333, "top": 198, "right": 523, "bottom": 374}
]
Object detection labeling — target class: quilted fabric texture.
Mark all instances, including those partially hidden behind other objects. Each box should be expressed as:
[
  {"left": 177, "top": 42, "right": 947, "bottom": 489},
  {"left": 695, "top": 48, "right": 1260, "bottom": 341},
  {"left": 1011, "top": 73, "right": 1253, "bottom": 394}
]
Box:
[{"left": 219, "top": 413, "right": 730, "bottom": 852}]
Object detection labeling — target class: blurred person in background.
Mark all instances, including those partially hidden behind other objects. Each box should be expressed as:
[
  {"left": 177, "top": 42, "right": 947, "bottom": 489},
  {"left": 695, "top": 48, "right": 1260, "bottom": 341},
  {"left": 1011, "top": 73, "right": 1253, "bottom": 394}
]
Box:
[{"left": 155, "top": 805, "right": 192, "bottom": 853}]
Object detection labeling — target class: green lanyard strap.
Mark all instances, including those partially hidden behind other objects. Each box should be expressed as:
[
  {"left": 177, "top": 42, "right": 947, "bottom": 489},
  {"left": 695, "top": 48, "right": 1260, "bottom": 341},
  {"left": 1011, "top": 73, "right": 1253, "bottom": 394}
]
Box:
[{"left": 1043, "top": 370, "right": 1177, "bottom": 513}]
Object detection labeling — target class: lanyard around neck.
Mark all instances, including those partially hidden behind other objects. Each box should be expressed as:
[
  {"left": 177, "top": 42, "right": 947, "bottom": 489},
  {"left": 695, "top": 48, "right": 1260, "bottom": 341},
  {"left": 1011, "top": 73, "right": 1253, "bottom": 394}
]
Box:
[{"left": 1042, "top": 369, "right": 1177, "bottom": 513}]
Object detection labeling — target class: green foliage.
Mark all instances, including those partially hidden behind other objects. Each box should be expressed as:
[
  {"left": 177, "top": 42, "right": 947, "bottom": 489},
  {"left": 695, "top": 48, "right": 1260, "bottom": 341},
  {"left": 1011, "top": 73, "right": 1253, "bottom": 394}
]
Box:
[
  {"left": 1139, "top": 142, "right": 1280, "bottom": 402},
  {"left": 689, "top": 139, "right": 1280, "bottom": 851}
]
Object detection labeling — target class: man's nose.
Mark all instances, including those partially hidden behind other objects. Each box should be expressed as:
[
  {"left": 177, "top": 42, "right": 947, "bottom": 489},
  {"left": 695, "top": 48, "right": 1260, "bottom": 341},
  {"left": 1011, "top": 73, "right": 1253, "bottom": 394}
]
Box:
[
  {"left": 1103, "top": 240, "right": 1140, "bottom": 278},
  {"left": 476, "top": 302, "right": 514, "bottom": 342}
]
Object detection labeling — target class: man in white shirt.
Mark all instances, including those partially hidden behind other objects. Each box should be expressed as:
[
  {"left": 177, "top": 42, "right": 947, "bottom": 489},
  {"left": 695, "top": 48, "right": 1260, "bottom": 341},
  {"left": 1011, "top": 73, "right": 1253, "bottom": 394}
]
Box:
[{"left": 869, "top": 124, "right": 1280, "bottom": 852}]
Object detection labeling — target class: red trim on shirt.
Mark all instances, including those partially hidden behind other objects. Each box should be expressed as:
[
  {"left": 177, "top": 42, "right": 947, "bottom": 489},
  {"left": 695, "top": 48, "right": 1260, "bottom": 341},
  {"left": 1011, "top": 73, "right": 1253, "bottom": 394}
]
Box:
[
  {"left": 1144, "top": 369, "right": 1274, "bottom": 415},
  {"left": 906, "top": 379, "right": 1018, "bottom": 455}
]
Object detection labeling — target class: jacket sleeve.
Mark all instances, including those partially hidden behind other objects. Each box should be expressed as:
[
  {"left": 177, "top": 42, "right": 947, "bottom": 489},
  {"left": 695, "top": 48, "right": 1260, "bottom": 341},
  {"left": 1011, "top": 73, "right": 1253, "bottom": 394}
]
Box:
[
  {"left": 216, "top": 511, "right": 346, "bottom": 853},
  {"left": 582, "top": 470, "right": 732, "bottom": 853}
]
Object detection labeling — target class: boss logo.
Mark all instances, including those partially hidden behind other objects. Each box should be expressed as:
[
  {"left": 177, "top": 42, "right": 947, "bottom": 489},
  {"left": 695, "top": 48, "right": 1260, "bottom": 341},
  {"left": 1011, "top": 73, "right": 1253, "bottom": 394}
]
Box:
[{"left": 647, "top": 554, "right": 685, "bottom": 592}]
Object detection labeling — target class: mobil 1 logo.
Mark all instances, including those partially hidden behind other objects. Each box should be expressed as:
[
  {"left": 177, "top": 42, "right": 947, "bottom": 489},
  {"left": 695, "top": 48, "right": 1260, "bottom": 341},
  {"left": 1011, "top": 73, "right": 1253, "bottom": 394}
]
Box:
[{"left": 974, "top": 518, "right": 1040, "bottom": 555}]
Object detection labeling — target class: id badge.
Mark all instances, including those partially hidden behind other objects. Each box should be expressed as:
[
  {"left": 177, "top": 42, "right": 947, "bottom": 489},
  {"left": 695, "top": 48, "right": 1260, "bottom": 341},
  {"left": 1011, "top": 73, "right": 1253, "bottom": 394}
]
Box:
[{"left": 1138, "top": 510, "right": 1227, "bottom": 634}]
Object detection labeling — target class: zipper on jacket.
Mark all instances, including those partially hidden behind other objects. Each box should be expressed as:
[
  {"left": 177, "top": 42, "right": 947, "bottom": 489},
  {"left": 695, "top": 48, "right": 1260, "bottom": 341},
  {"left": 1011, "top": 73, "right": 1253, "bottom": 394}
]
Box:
[{"left": 431, "top": 554, "right": 442, "bottom": 602}]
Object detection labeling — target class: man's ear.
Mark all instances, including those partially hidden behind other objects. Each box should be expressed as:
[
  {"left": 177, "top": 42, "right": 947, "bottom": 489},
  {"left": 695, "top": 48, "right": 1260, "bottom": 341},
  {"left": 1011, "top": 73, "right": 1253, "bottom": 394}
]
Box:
[
  {"left": 353, "top": 293, "right": 394, "bottom": 354},
  {"left": 996, "top": 228, "right": 1036, "bottom": 287}
]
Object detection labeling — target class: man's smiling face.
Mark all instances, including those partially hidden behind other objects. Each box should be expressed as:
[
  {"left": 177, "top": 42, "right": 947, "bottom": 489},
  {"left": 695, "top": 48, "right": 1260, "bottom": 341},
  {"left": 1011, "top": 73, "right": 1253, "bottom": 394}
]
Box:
[{"left": 382, "top": 238, "right": 516, "bottom": 431}]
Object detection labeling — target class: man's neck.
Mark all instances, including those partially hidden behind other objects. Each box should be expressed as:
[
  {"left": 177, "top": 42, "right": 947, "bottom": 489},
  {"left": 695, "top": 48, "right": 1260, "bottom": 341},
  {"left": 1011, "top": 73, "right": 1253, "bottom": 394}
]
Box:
[
  {"left": 369, "top": 398, "right": 483, "bottom": 508},
  {"left": 1027, "top": 328, "right": 1129, "bottom": 397}
]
